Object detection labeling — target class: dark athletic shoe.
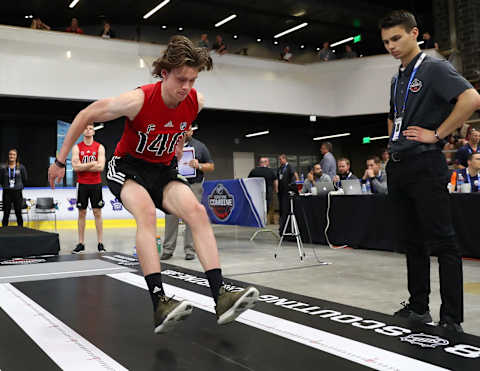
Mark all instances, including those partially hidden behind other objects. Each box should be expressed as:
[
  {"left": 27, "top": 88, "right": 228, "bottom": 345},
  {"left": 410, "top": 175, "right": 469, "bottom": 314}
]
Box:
[
  {"left": 154, "top": 296, "right": 193, "bottom": 334},
  {"left": 216, "top": 286, "right": 259, "bottom": 325},
  {"left": 393, "top": 302, "right": 432, "bottom": 324},
  {"left": 160, "top": 252, "right": 173, "bottom": 261},
  {"left": 72, "top": 243, "right": 85, "bottom": 254},
  {"left": 439, "top": 316, "right": 464, "bottom": 333},
  {"left": 97, "top": 243, "right": 106, "bottom": 253},
  {"left": 185, "top": 253, "right": 195, "bottom": 261}
]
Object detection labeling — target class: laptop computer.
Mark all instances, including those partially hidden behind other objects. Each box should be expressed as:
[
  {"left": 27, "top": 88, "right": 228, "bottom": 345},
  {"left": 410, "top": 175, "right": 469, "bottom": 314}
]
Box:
[
  {"left": 341, "top": 179, "right": 363, "bottom": 195},
  {"left": 315, "top": 181, "right": 335, "bottom": 195}
]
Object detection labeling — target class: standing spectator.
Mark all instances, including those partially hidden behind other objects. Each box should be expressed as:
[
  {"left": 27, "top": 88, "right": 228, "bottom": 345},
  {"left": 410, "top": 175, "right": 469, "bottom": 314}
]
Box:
[
  {"left": 99, "top": 20, "right": 115, "bottom": 39},
  {"left": 248, "top": 157, "right": 278, "bottom": 225},
  {"left": 71, "top": 124, "right": 106, "bottom": 253},
  {"left": 332, "top": 157, "right": 357, "bottom": 187},
  {"left": 344, "top": 45, "right": 358, "bottom": 59},
  {"left": 197, "top": 33, "right": 209, "bottom": 49},
  {"left": 31, "top": 16, "right": 50, "bottom": 30},
  {"left": 421, "top": 32, "right": 439, "bottom": 50},
  {"left": 318, "top": 41, "right": 336, "bottom": 62},
  {"left": 380, "top": 148, "right": 390, "bottom": 171},
  {"left": 380, "top": 10, "right": 479, "bottom": 332},
  {"left": 455, "top": 129, "right": 480, "bottom": 168},
  {"left": 161, "top": 126, "right": 214, "bottom": 261},
  {"left": 66, "top": 18, "right": 84, "bottom": 34},
  {"left": 280, "top": 46, "right": 292, "bottom": 62},
  {"left": 1, "top": 149, "right": 28, "bottom": 227},
  {"left": 277, "top": 154, "right": 298, "bottom": 234},
  {"left": 320, "top": 142, "right": 336, "bottom": 180},
  {"left": 301, "top": 163, "right": 331, "bottom": 193},
  {"left": 212, "top": 35, "right": 227, "bottom": 55},
  {"left": 456, "top": 153, "right": 480, "bottom": 192},
  {"left": 361, "top": 156, "right": 387, "bottom": 194}
]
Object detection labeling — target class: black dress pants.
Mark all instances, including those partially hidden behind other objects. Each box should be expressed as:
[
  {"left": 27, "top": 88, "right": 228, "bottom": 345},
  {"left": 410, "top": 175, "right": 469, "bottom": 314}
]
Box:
[
  {"left": 387, "top": 150, "right": 463, "bottom": 323},
  {"left": 2, "top": 189, "right": 23, "bottom": 227},
  {"left": 278, "top": 190, "right": 290, "bottom": 234}
]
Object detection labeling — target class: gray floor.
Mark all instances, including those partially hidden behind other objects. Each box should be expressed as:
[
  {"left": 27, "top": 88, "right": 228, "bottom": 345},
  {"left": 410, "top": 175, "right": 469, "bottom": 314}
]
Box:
[{"left": 58, "top": 224, "right": 480, "bottom": 336}]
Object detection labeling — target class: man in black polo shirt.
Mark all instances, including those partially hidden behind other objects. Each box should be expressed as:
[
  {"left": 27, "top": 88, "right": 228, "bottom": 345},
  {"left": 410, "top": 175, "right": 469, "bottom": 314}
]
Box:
[
  {"left": 277, "top": 154, "right": 298, "bottom": 234},
  {"left": 248, "top": 157, "right": 278, "bottom": 224},
  {"left": 380, "top": 10, "right": 480, "bottom": 332}
]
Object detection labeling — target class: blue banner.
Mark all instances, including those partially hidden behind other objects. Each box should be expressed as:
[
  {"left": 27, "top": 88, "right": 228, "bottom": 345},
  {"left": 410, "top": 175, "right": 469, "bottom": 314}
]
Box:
[{"left": 202, "top": 179, "right": 265, "bottom": 228}]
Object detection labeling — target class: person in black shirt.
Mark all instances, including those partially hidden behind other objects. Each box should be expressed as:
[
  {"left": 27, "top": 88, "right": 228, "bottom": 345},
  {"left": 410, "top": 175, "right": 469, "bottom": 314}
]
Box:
[
  {"left": 1, "top": 149, "right": 28, "bottom": 227},
  {"left": 276, "top": 154, "right": 298, "bottom": 234},
  {"left": 248, "top": 157, "right": 278, "bottom": 224},
  {"left": 380, "top": 10, "right": 480, "bottom": 332}
]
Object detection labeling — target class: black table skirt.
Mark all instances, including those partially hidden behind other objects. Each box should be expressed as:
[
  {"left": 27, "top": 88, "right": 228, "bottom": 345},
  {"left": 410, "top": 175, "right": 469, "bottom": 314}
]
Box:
[{"left": 294, "top": 194, "right": 480, "bottom": 258}]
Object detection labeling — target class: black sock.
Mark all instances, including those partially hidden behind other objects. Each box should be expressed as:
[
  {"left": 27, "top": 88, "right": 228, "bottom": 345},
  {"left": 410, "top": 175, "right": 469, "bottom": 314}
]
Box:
[
  {"left": 145, "top": 273, "right": 165, "bottom": 311},
  {"left": 206, "top": 268, "right": 224, "bottom": 304}
]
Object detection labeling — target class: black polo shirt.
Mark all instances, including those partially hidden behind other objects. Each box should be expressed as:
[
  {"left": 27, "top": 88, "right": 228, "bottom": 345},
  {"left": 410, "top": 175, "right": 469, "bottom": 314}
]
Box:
[
  {"left": 184, "top": 137, "right": 213, "bottom": 184},
  {"left": 388, "top": 52, "right": 473, "bottom": 153}
]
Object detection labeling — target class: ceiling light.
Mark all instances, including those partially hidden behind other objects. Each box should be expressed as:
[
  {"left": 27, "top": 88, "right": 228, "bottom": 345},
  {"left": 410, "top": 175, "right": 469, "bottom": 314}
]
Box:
[
  {"left": 300, "top": 45, "right": 305, "bottom": 49},
  {"left": 143, "top": 0, "right": 170, "bottom": 20},
  {"left": 25, "top": 15, "right": 33, "bottom": 19},
  {"left": 370, "top": 135, "right": 390, "bottom": 141},
  {"left": 178, "top": 27, "right": 183, "bottom": 31},
  {"left": 330, "top": 37, "right": 354, "bottom": 47},
  {"left": 245, "top": 130, "right": 269, "bottom": 138},
  {"left": 417, "top": 41, "right": 425, "bottom": 45},
  {"left": 233, "top": 35, "right": 238, "bottom": 39},
  {"left": 162, "top": 25, "right": 167, "bottom": 29},
  {"left": 215, "top": 14, "right": 237, "bottom": 28},
  {"left": 94, "top": 124, "right": 104, "bottom": 131},
  {"left": 274, "top": 22, "right": 308, "bottom": 39},
  {"left": 316, "top": 47, "right": 320, "bottom": 51},
  {"left": 69, "top": 0, "right": 80, "bottom": 8},
  {"left": 274, "top": 41, "right": 279, "bottom": 45},
  {"left": 257, "top": 38, "right": 262, "bottom": 42},
  {"left": 309, "top": 115, "right": 317, "bottom": 122},
  {"left": 313, "top": 133, "right": 350, "bottom": 141},
  {"left": 66, "top": 51, "right": 72, "bottom": 59},
  {"left": 139, "top": 58, "right": 145, "bottom": 68}
]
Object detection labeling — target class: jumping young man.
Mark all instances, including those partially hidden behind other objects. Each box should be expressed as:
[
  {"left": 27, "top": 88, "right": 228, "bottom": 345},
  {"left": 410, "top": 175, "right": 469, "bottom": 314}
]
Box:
[
  {"left": 72, "top": 124, "right": 106, "bottom": 254},
  {"left": 379, "top": 10, "right": 480, "bottom": 332},
  {"left": 48, "top": 36, "right": 259, "bottom": 334}
]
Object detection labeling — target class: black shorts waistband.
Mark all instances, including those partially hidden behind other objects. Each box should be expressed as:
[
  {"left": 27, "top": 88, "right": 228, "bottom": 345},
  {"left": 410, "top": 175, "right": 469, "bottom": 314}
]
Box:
[{"left": 390, "top": 144, "right": 441, "bottom": 162}]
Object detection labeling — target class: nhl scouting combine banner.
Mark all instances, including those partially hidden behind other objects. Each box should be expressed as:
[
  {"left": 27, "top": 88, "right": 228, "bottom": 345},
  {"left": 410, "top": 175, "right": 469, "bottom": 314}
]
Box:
[{"left": 202, "top": 178, "right": 266, "bottom": 228}]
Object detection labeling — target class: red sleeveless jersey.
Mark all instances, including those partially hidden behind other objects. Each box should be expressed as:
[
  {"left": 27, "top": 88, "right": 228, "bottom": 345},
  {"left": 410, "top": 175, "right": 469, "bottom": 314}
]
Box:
[
  {"left": 76, "top": 141, "right": 102, "bottom": 184},
  {"left": 114, "top": 82, "right": 198, "bottom": 164}
]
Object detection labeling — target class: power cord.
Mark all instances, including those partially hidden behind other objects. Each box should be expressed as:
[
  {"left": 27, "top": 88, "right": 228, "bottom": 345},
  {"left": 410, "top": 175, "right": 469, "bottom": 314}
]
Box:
[{"left": 325, "top": 189, "right": 348, "bottom": 250}]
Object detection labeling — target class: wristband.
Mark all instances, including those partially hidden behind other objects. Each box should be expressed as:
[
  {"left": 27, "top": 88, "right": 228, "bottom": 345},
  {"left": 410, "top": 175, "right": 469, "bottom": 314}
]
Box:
[
  {"left": 434, "top": 130, "right": 441, "bottom": 141},
  {"left": 55, "top": 158, "right": 66, "bottom": 168}
]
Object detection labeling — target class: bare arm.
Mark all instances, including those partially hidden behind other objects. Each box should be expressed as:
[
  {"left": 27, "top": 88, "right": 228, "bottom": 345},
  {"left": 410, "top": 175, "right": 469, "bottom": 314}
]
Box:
[
  {"left": 175, "top": 136, "right": 186, "bottom": 162},
  {"left": 71, "top": 145, "right": 96, "bottom": 172},
  {"left": 57, "top": 89, "right": 143, "bottom": 164},
  {"left": 274, "top": 179, "right": 279, "bottom": 193},
  {"left": 404, "top": 89, "right": 480, "bottom": 143},
  {"left": 199, "top": 162, "right": 214, "bottom": 173},
  {"left": 91, "top": 144, "right": 106, "bottom": 172},
  {"left": 197, "top": 92, "right": 205, "bottom": 113}
]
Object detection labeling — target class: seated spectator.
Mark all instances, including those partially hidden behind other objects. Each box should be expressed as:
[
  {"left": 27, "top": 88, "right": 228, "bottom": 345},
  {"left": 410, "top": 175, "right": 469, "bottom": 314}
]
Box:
[
  {"left": 361, "top": 156, "right": 387, "bottom": 194},
  {"left": 421, "top": 32, "right": 439, "bottom": 50},
  {"left": 318, "top": 41, "right": 336, "bottom": 62},
  {"left": 455, "top": 129, "right": 480, "bottom": 168},
  {"left": 31, "top": 16, "right": 50, "bottom": 30},
  {"left": 197, "top": 33, "right": 209, "bottom": 48},
  {"left": 343, "top": 45, "right": 357, "bottom": 59},
  {"left": 443, "top": 135, "right": 457, "bottom": 166},
  {"left": 248, "top": 157, "right": 278, "bottom": 223},
  {"left": 212, "top": 35, "right": 227, "bottom": 55},
  {"left": 456, "top": 152, "right": 480, "bottom": 192},
  {"left": 333, "top": 158, "right": 358, "bottom": 188},
  {"left": 301, "top": 163, "right": 331, "bottom": 194},
  {"left": 66, "top": 18, "right": 84, "bottom": 34},
  {"left": 280, "top": 46, "right": 292, "bottom": 62},
  {"left": 99, "top": 20, "right": 115, "bottom": 39},
  {"left": 380, "top": 148, "right": 389, "bottom": 171}
]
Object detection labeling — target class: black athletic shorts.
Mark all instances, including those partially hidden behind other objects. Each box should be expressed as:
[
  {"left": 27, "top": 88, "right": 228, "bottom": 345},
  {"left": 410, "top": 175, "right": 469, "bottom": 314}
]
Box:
[
  {"left": 106, "top": 155, "right": 189, "bottom": 213},
  {"left": 77, "top": 183, "right": 105, "bottom": 209}
]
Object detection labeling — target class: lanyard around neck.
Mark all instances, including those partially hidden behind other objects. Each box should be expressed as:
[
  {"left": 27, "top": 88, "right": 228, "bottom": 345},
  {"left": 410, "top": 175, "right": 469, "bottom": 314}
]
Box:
[{"left": 393, "top": 53, "right": 426, "bottom": 116}]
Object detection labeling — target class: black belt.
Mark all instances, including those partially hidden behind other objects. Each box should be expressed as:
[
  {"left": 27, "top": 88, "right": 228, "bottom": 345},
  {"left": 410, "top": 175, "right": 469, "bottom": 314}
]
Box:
[{"left": 390, "top": 144, "right": 441, "bottom": 162}]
